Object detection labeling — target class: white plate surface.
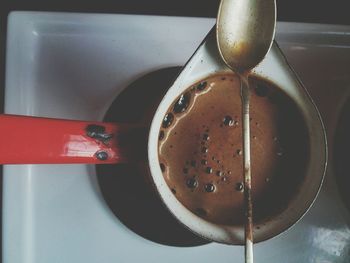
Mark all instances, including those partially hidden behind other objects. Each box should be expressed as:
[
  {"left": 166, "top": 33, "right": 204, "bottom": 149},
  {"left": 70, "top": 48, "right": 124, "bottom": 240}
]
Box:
[{"left": 3, "top": 12, "right": 350, "bottom": 263}]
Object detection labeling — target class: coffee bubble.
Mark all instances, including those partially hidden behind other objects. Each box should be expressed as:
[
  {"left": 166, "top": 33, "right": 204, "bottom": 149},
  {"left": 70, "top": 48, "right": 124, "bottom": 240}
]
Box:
[
  {"left": 196, "top": 81, "right": 207, "bottom": 91},
  {"left": 173, "top": 92, "right": 191, "bottom": 114},
  {"left": 203, "top": 134, "right": 210, "bottom": 141},
  {"left": 201, "top": 159, "right": 208, "bottom": 165},
  {"left": 162, "top": 113, "right": 174, "bottom": 128},
  {"left": 206, "top": 167, "right": 213, "bottom": 174},
  {"left": 277, "top": 148, "right": 284, "bottom": 156},
  {"left": 216, "top": 171, "right": 223, "bottom": 177},
  {"left": 235, "top": 182, "right": 244, "bottom": 192},
  {"left": 205, "top": 183, "right": 215, "bottom": 193},
  {"left": 186, "top": 178, "right": 198, "bottom": 189},
  {"left": 223, "top": 115, "right": 234, "bottom": 126}
]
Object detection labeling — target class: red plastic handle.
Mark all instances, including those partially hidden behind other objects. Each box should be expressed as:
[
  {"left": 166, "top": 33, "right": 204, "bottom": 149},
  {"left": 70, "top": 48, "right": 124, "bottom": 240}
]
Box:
[{"left": 0, "top": 114, "right": 146, "bottom": 164}]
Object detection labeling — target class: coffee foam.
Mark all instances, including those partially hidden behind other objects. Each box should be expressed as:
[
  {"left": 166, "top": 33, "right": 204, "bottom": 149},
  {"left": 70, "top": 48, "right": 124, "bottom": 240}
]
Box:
[{"left": 158, "top": 73, "right": 309, "bottom": 226}]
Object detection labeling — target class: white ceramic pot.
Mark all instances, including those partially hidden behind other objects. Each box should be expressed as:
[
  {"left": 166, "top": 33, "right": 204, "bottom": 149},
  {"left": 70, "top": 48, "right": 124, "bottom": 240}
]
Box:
[{"left": 148, "top": 29, "right": 327, "bottom": 244}]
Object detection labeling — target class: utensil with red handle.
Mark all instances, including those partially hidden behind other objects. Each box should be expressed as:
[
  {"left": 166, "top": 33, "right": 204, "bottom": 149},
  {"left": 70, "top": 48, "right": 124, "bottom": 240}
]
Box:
[{"left": 0, "top": 114, "right": 145, "bottom": 164}]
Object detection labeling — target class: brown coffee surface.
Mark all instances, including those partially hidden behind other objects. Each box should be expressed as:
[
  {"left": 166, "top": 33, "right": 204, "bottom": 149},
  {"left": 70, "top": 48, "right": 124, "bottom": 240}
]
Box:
[{"left": 158, "top": 73, "right": 310, "bottom": 226}]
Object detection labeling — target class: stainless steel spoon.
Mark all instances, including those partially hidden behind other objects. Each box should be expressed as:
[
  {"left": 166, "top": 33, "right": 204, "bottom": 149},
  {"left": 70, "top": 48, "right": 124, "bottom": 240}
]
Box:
[
  {"left": 217, "top": 0, "right": 276, "bottom": 73},
  {"left": 216, "top": 1, "right": 276, "bottom": 262}
]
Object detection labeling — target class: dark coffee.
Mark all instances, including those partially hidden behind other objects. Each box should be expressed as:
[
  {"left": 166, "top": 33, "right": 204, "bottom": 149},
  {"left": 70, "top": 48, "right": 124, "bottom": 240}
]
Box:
[{"left": 158, "top": 73, "right": 310, "bottom": 226}]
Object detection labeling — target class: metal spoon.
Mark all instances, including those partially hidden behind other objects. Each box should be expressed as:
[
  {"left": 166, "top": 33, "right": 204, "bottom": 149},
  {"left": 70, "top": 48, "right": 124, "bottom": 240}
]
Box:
[{"left": 216, "top": 1, "right": 276, "bottom": 263}]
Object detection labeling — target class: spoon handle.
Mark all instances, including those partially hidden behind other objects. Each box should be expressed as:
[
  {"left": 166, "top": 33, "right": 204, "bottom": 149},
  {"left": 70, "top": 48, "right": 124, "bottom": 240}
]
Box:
[
  {"left": 0, "top": 114, "right": 145, "bottom": 164},
  {"left": 240, "top": 76, "right": 254, "bottom": 263}
]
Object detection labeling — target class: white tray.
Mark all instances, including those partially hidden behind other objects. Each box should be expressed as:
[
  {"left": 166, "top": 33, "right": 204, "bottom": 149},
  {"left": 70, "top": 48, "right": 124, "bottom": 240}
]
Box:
[{"left": 3, "top": 12, "right": 350, "bottom": 263}]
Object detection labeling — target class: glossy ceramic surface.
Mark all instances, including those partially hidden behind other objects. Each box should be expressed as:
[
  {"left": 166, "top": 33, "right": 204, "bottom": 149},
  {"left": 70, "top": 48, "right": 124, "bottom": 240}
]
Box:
[
  {"left": 3, "top": 12, "right": 350, "bottom": 263},
  {"left": 0, "top": 114, "right": 132, "bottom": 164}
]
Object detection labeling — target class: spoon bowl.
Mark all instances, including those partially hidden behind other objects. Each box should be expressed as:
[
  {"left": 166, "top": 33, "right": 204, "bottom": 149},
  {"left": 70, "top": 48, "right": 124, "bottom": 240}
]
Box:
[{"left": 216, "top": 0, "right": 276, "bottom": 72}]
